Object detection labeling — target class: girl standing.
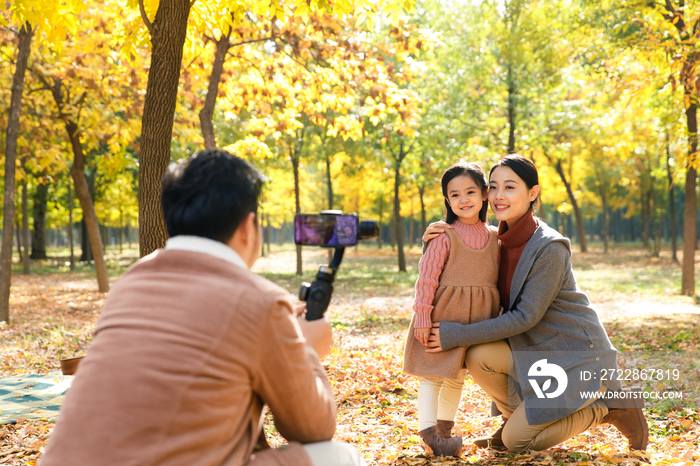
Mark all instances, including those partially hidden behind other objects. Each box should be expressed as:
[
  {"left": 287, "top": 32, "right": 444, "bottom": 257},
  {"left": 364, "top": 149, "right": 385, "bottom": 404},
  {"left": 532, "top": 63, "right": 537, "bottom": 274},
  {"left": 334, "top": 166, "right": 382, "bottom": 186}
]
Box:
[{"left": 403, "top": 162, "right": 500, "bottom": 457}]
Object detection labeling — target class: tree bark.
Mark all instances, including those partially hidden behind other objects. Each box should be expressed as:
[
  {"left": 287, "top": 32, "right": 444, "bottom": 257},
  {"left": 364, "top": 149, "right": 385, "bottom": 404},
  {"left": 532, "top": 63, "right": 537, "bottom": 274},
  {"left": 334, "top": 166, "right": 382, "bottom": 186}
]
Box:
[
  {"left": 325, "top": 151, "right": 333, "bottom": 210},
  {"left": 666, "top": 131, "right": 678, "bottom": 262},
  {"left": 598, "top": 186, "right": 608, "bottom": 254},
  {"left": 15, "top": 218, "right": 22, "bottom": 263},
  {"left": 138, "top": 0, "right": 193, "bottom": 257},
  {"left": 0, "top": 22, "right": 33, "bottom": 325},
  {"left": 552, "top": 157, "right": 587, "bottom": 252},
  {"left": 291, "top": 147, "right": 302, "bottom": 275},
  {"left": 640, "top": 165, "right": 651, "bottom": 250},
  {"left": 418, "top": 183, "right": 427, "bottom": 235},
  {"left": 682, "top": 102, "right": 697, "bottom": 296},
  {"left": 30, "top": 181, "right": 48, "bottom": 259},
  {"left": 199, "top": 31, "right": 231, "bottom": 149},
  {"left": 66, "top": 121, "right": 109, "bottom": 292},
  {"left": 377, "top": 197, "right": 383, "bottom": 249},
  {"left": 507, "top": 63, "right": 516, "bottom": 155},
  {"left": 21, "top": 175, "right": 29, "bottom": 275},
  {"left": 68, "top": 182, "right": 75, "bottom": 271},
  {"left": 288, "top": 128, "right": 305, "bottom": 275},
  {"left": 392, "top": 141, "right": 407, "bottom": 272},
  {"left": 80, "top": 219, "right": 93, "bottom": 262}
]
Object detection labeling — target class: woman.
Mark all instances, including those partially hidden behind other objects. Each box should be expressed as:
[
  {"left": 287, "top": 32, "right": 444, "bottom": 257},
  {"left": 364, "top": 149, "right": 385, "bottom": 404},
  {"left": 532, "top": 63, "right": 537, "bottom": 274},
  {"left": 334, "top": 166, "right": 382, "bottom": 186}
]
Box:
[{"left": 422, "top": 155, "right": 648, "bottom": 452}]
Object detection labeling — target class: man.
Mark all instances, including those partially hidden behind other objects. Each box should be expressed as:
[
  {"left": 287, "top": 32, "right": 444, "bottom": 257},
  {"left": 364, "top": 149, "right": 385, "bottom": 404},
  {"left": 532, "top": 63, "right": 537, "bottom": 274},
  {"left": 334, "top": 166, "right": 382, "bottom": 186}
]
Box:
[{"left": 41, "top": 149, "right": 362, "bottom": 466}]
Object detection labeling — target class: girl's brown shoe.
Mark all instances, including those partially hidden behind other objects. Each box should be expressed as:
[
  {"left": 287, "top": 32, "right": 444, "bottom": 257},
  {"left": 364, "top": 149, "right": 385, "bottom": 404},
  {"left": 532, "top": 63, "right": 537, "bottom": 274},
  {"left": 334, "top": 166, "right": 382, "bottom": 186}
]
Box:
[
  {"left": 435, "top": 420, "right": 455, "bottom": 439},
  {"left": 418, "top": 426, "right": 463, "bottom": 457}
]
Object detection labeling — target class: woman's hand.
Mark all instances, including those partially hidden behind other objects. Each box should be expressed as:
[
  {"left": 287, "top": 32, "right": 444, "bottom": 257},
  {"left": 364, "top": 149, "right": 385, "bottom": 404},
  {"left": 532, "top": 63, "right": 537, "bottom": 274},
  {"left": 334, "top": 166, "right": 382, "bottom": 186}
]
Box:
[
  {"left": 422, "top": 221, "right": 452, "bottom": 243},
  {"left": 425, "top": 322, "right": 443, "bottom": 353},
  {"left": 414, "top": 327, "right": 430, "bottom": 346}
]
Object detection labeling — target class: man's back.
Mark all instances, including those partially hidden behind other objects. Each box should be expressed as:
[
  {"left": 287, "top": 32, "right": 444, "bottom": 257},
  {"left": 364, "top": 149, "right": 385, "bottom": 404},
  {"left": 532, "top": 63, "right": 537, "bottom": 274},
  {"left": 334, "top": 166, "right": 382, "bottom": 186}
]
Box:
[{"left": 41, "top": 248, "right": 336, "bottom": 466}]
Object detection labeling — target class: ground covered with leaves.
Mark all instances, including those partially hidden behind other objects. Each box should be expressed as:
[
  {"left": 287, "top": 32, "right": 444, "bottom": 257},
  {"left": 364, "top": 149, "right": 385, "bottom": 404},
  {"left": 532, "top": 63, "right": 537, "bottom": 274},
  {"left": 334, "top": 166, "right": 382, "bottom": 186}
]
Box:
[{"left": 1, "top": 244, "right": 699, "bottom": 465}]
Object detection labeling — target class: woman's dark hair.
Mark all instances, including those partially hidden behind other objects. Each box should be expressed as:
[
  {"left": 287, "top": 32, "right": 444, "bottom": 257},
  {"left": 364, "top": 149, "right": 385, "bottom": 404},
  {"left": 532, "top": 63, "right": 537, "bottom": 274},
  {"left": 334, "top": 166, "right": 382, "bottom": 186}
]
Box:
[
  {"left": 161, "top": 148, "right": 265, "bottom": 243},
  {"left": 489, "top": 154, "right": 541, "bottom": 213},
  {"left": 441, "top": 162, "right": 488, "bottom": 224}
]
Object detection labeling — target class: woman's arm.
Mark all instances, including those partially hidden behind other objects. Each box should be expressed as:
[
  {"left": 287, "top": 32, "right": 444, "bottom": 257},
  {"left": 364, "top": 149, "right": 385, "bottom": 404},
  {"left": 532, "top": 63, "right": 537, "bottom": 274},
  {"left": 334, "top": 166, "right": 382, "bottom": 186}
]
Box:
[{"left": 431, "top": 241, "right": 570, "bottom": 351}]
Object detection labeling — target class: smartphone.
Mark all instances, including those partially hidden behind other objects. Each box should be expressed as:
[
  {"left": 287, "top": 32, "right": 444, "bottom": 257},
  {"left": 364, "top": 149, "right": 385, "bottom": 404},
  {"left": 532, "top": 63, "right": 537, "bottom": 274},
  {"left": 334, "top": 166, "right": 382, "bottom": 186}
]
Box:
[{"left": 294, "top": 214, "right": 359, "bottom": 247}]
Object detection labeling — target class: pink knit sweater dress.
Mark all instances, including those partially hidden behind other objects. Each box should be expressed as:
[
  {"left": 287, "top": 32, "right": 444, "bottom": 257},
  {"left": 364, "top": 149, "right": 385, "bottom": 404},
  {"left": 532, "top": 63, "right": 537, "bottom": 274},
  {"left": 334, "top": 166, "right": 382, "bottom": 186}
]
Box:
[{"left": 403, "top": 221, "right": 500, "bottom": 379}]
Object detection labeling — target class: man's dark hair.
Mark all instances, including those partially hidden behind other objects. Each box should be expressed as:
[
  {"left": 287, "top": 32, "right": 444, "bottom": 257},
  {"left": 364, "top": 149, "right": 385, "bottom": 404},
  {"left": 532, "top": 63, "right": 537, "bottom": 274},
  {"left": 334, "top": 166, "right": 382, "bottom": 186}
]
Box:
[{"left": 161, "top": 148, "right": 265, "bottom": 243}]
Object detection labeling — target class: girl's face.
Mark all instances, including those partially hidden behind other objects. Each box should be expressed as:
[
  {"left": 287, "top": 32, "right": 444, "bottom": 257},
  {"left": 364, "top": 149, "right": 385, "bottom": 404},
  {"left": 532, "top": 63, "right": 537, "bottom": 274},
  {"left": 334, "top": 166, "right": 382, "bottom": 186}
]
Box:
[
  {"left": 488, "top": 166, "right": 540, "bottom": 228},
  {"left": 446, "top": 174, "right": 486, "bottom": 225}
]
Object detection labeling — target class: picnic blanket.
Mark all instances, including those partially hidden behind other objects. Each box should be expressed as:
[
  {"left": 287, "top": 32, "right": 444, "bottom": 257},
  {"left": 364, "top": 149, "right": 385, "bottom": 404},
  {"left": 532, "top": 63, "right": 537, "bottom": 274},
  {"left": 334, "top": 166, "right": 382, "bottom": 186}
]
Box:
[{"left": 0, "top": 371, "right": 73, "bottom": 425}]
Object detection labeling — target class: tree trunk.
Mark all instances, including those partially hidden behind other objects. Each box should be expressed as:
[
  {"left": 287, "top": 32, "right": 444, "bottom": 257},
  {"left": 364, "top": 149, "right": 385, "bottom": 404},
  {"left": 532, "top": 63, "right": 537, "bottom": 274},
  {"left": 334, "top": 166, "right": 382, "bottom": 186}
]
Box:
[
  {"left": 641, "top": 168, "right": 651, "bottom": 249},
  {"left": 138, "top": 0, "right": 193, "bottom": 257},
  {"left": 66, "top": 122, "right": 109, "bottom": 292},
  {"left": 666, "top": 131, "right": 678, "bottom": 263},
  {"left": 393, "top": 145, "right": 407, "bottom": 272},
  {"left": 377, "top": 197, "right": 383, "bottom": 249},
  {"left": 15, "top": 218, "right": 22, "bottom": 263},
  {"left": 553, "top": 158, "right": 587, "bottom": 252},
  {"left": 292, "top": 153, "right": 302, "bottom": 275},
  {"left": 259, "top": 213, "right": 266, "bottom": 258},
  {"left": 681, "top": 100, "right": 697, "bottom": 295},
  {"left": 325, "top": 151, "right": 333, "bottom": 210},
  {"left": 68, "top": 182, "right": 75, "bottom": 271},
  {"left": 80, "top": 220, "right": 93, "bottom": 262},
  {"left": 199, "top": 31, "right": 231, "bottom": 149},
  {"left": 409, "top": 211, "right": 414, "bottom": 248},
  {"left": 30, "top": 181, "right": 48, "bottom": 259},
  {"left": 507, "top": 63, "right": 516, "bottom": 155},
  {"left": 599, "top": 188, "right": 608, "bottom": 254},
  {"left": 418, "top": 183, "right": 427, "bottom": 235},
  {"left": 21, "top": 176, "right": 29, "bottom": 275},
  {"left": 0, "top": 22, "right": 32, "bottom": 325}
]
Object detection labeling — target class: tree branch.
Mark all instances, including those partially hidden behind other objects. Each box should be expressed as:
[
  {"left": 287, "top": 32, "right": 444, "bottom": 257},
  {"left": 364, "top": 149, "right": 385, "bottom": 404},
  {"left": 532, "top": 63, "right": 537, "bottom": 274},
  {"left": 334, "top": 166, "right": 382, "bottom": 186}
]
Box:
[
  {"left": 138, "top": 0, "right": 154, "bottom": 35},
  {"left": 229, "top": 36, "right": 272, "bottom": 48}
]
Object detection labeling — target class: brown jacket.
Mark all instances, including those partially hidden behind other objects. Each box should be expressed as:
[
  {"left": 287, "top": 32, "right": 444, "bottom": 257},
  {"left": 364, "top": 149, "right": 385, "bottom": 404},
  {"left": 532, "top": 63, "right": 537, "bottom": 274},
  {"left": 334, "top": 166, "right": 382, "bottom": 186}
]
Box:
[
  {"left": 403, "top": 227, "right": 500, "bottom": 379},
  {"left": 41, "top": 248, "right": 336, "bottom": 466}
]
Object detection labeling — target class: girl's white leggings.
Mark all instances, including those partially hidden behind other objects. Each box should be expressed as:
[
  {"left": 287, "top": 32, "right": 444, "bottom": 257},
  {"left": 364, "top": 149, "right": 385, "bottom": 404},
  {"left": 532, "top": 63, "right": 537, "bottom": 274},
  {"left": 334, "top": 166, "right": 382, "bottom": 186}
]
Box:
[{"left": 417, "top": 369, "right": 467, "bottom": 432}]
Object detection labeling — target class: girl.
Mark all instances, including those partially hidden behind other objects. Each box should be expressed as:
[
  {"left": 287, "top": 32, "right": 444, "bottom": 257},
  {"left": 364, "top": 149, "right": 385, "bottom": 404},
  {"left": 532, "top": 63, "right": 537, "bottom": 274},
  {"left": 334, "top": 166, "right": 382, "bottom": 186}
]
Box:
[{"left": 403, "top": 162, "right": 500, "bottom": 457}]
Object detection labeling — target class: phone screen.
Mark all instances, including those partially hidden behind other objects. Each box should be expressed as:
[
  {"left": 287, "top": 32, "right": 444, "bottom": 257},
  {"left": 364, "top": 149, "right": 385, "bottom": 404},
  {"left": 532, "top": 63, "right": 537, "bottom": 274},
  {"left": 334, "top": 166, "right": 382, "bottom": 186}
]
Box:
[{"left": 294, "top": 214, "right": 359, "bottom": 246}]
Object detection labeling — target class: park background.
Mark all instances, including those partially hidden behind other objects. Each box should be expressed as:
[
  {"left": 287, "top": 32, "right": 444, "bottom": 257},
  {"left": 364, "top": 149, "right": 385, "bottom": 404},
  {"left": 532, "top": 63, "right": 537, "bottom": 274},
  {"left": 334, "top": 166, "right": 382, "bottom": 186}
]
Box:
[{"left": 0, "top": 0, "right": 699, "bottom": 464}]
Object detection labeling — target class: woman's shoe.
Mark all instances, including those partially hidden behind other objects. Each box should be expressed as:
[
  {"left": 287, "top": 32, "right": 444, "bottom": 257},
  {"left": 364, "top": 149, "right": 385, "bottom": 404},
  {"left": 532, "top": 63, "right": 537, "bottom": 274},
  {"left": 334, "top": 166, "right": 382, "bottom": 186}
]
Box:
[
  {"left": 602, "top": 407, "right": 649, "bottom": 450},
  {"left": 473, "top": 417, "right": 507, "bottom": 448},
  {"left": 435, "top": 420, "right": 455, "bottom": 439},
  {"left": 418, "top": 426, "right": 463, "bottom": 457}
]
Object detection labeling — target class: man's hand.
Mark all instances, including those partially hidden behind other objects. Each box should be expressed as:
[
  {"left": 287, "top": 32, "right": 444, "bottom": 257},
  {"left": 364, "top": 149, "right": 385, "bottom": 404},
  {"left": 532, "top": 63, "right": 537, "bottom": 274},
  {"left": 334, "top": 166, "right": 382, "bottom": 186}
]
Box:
[
  {"left": 297, "top": 315, "right": 332, "bottom": 359},
  {"left": 425, "top": 322, "right": 443, "bottom": 353},
  {"left": 414, "top": 327, "right": 430, "bottom": 346},
  {"left": 295, "top": 303, "right": 307, "bottom": 317}
]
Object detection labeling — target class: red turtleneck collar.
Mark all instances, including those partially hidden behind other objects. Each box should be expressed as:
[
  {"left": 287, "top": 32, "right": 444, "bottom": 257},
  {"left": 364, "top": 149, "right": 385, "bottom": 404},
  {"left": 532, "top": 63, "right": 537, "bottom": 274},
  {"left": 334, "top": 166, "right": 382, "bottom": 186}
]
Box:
[
  {"left": 497, "top": 207, "right": 539, "bottom": 308},
  {"left": 497, "top": 207, "right": 539, "bottom": 248}
]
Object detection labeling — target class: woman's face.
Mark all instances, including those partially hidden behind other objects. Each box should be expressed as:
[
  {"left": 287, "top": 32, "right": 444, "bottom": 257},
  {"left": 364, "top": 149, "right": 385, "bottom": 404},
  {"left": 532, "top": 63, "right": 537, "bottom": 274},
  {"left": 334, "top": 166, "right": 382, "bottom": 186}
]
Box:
[{"left": 488, "top": 166, "right": 540, "bottom": 228}]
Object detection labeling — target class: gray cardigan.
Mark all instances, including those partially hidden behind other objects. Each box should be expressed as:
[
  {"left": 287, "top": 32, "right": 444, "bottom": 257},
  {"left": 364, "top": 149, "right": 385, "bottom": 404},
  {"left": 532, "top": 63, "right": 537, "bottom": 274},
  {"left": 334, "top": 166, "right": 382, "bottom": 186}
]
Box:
[{"left": 440, "top": 221, "right": 621, "bottom": 424}]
